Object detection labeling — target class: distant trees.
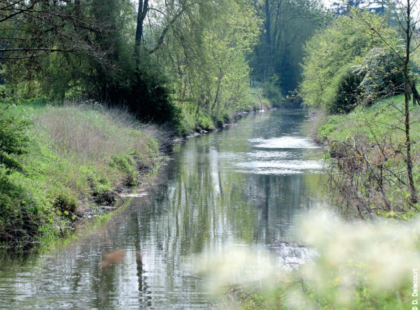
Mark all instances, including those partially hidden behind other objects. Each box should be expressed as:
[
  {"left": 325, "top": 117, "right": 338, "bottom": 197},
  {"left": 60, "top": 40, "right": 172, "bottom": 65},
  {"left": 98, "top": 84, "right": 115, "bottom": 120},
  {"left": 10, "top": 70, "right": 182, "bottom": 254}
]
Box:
[
  {"left": 331, "top": 0, "right": 388, "bottom": 15},
  {"left": 249, "top": 0, "right": 326, "bottom": 97}
]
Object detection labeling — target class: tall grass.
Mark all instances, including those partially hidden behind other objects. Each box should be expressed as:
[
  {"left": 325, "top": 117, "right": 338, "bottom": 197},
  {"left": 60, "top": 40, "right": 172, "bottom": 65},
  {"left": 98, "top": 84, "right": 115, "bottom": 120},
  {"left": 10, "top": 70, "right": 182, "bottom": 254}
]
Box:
[{"left": 34, "top": 104, "right": 159, "bottom": 166}]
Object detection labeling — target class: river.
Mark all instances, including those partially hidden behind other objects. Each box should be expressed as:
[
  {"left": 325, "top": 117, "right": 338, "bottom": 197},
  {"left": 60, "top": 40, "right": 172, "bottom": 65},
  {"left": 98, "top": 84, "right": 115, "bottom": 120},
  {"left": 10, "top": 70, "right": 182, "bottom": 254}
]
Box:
[{"left": 0, "top": 109, "right": 323, "bottom": 309}]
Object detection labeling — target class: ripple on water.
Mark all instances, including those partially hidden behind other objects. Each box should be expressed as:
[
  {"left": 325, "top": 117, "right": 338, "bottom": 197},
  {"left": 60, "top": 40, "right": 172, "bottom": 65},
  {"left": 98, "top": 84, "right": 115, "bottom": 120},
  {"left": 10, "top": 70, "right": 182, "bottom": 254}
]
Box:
[
  {"left": 249, "top": 136, "right": 319, "bottom": 149},
  {"left": 247, "top": 151, "right": 292, "bottom": 159},
  {"left": 237, "top": 160, "right": 322, "bottom": 170}
]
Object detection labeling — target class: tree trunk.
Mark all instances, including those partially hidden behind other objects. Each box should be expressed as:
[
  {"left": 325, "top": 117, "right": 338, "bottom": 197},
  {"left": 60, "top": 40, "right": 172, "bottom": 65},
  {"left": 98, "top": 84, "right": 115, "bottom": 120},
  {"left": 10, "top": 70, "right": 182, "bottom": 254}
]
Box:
[
  {"left": 404, "top": 0, "right": 418, "bottom": 203},
  {"left": 134, "top": 0, "right": 149, "bottom": 65},
  {"left": 264, "top": 0, "right": 271, "bottom": 80}
]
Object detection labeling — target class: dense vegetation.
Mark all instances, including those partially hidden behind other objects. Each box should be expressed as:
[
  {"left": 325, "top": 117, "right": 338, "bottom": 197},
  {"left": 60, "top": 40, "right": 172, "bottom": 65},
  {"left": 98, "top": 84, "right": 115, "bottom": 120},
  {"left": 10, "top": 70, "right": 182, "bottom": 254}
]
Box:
[
  {"left": 300, "top": 4, "right": 420, "bottom": 216},
  {"left": 0, "top": 0, "right": 266, "bottom": 134}
]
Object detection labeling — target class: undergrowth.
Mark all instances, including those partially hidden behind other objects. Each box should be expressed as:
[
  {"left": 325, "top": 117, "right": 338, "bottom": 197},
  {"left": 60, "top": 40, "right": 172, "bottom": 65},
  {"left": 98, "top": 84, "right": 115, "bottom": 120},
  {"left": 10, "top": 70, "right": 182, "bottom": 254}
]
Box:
[{"left": 316, "top": 94, "right": 420, "bottom": 218}]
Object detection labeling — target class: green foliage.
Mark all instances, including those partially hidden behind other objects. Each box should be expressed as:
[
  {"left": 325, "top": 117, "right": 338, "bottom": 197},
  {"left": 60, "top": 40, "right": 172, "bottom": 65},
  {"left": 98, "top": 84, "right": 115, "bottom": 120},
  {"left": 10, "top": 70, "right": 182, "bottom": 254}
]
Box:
[
  {"left": 0, "top": 167, "right": 43, "bottom": 243},
  {"left": 197, "top": 112, "right": 216, "bottom": 131},
  {"left": 354, "top": 47, "right": 408, "bottom": 102},
  {"left": 0, "top": 106, "right": 30, "bottom": 171},
  {"left": 105, "top": 67, "right": 182, "bottom": 128},
  {"left": 331, "top": 68, "right": 364, "bottom": 113},
  {"left": 152, "top": 0, "right": 261, "bottom": 132},
  {"left": 300, "top": 10, "right": 398, "bottom": 112}
]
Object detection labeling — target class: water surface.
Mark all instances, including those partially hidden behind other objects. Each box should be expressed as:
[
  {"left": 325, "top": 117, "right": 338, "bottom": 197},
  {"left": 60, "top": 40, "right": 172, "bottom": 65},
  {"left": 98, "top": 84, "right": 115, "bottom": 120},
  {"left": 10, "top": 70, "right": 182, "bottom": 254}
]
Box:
[{"left": 0, "top": 109, "right": 323, "bottom": 309}]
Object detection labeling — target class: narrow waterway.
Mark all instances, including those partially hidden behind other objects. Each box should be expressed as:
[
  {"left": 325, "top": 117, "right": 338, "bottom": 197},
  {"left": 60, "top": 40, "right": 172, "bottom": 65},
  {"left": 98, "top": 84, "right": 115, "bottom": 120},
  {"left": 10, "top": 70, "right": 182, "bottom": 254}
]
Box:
[{"left": 0, "top": 109, "right": 323, "bottom": 309}]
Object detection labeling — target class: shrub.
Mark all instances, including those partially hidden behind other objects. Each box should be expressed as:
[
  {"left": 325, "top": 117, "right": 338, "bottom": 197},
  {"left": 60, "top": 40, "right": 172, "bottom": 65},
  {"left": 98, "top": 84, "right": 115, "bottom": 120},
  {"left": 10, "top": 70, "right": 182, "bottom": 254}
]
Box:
[
  {"left": 300, "top": 11, "right": 399, "bottom": 111},
  {"left": 197, "top": 111, "right": 216, "bottom": 131},
  {"left": 0, "top": 168, "right": 43, "bottom": 243},
  {"left": 355, "top": 47, "right": 408, "bottom": 102},
  {"left": 329, "top": 68, "right": 364, "bottom": 114},
  {"left": 98, "top": 67, "right": 183, "bottom": 131},
  {"left": 0, "top": 105, "right": 29, "bottom": 171}
]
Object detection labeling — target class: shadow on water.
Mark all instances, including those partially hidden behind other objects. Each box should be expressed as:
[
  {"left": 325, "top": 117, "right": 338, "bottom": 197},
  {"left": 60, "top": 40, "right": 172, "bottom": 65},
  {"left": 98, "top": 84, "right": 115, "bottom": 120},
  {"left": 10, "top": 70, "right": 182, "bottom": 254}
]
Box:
[{"left": 0, "top": 109, "right": 325, "bottom": 309}]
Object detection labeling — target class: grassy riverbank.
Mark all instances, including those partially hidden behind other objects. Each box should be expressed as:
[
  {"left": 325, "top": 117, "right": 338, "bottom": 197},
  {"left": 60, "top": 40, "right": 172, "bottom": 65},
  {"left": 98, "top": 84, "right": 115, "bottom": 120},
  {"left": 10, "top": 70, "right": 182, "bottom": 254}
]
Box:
[
  {"left": 0, "top": 101, "right": 163, "bottom": 244},
  {"left": 313, "top": 94, "right": 420, "bottom": 218}
]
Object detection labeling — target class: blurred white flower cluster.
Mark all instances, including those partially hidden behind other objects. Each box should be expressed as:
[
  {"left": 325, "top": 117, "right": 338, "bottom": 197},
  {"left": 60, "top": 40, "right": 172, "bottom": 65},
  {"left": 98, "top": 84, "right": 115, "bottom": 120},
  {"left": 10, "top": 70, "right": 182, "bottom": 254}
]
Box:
[{"left": 197, "top": 210, "right": 420, "bottom": 309}]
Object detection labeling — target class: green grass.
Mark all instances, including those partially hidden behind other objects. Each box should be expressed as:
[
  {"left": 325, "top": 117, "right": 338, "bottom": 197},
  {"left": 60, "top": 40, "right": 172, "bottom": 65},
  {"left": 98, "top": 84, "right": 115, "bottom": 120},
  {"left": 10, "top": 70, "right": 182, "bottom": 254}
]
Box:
[
  {"left": 317, "top": 94, "right": 413, "bottom": 141},
  {"left": 0, "top": 101, "right": 162, "bottom": 244}
]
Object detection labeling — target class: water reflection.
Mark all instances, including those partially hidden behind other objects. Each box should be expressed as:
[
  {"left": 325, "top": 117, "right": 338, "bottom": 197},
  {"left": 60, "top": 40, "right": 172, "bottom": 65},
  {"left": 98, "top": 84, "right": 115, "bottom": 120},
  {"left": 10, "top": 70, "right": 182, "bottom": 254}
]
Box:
[{"left": 0, "top": 109, "right": 324, "bottom": 309}]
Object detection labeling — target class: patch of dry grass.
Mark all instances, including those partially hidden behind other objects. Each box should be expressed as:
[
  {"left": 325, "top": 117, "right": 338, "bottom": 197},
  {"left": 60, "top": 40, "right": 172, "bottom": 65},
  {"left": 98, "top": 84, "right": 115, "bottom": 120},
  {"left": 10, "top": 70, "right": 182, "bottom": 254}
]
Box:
[{"left": 35, "top": 104, "right": 159, "bottom": 166}]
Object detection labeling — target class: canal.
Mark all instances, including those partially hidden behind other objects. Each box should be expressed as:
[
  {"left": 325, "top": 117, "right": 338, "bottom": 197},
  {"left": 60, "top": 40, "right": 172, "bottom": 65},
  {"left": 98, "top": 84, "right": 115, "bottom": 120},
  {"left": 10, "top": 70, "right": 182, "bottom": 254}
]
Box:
[{"left": 0, "top": 109, "right": 323, "bottom": 309}]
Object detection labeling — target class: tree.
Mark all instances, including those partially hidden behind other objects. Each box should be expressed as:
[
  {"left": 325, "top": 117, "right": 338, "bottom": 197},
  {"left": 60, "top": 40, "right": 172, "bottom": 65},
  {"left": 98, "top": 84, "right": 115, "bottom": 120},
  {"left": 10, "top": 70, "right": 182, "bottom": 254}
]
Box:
[
  {"left": 135, "top": 0, "right": 149, "bottom": 63},
  {"left": 0, "top": 1, "right": 105, "bottom": 61},
  {"left": 300, "top": 11, "right": 398, "bottom": 112},
  {"left": 148, "top": 0, "right": 260, "bottom": 132}
]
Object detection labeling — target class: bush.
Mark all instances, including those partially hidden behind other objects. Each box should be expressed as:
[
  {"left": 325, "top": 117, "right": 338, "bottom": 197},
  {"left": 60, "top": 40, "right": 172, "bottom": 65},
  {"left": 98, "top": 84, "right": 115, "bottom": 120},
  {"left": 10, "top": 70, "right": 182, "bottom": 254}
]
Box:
[
  {"left": 355, "top": 47, "right": 408, "bottom": 102},
  {"left": 0, "top": 105, "right": 45, "bottom": 242},
  {"left": 98, "top": 67, "right": 183, "bottom": 131},
  {"left": 197, "top": 111, "right": 216, "bottom": 131},
  {"left": 0, "top": 105, "right": 29, "bottom": 171},
  {"left": 0, "top": 168, "right": 41, "bottom": 243},
  {"left": 329, "top": 68, "right": 364, "bottom": 114},
  {"left": 300, "top": 11, "right": 399, "bottom": 111}
]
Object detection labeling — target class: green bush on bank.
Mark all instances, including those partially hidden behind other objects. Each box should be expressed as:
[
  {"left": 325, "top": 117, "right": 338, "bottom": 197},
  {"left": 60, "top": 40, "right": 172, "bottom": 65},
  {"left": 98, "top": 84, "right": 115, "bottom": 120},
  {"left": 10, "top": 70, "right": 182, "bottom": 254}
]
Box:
[{"left": 0, "top": 102, "right": 161, "bottom": 244}]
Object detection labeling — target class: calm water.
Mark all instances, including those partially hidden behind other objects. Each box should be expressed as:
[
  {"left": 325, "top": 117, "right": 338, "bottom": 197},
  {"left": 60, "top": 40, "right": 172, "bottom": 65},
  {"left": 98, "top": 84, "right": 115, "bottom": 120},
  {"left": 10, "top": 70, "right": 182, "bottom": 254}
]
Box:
[{"left": 0, "top": 109, "right": 323, "bottom": 309}]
